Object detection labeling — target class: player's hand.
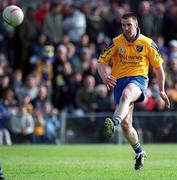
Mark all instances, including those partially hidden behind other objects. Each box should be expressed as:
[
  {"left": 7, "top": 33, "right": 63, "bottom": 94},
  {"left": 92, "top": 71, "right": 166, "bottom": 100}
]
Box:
[
  {"left": 160, "top": 91, "right": 170, "bottom": 108},
  {"left": 104, "top": 75, "right": 116, "bottom": 90}
]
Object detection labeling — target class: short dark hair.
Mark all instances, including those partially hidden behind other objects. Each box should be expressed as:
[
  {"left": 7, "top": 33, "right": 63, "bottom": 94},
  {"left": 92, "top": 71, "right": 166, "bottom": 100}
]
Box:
[{"left": 121, "top": 12, "right": 138, "bottom": 20}]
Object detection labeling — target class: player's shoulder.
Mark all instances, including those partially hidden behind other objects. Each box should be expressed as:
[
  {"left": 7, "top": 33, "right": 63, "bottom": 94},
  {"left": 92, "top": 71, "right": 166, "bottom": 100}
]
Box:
[
  {"left": 103, "top": 35, "right": 122, "bottom": 51},
  {"left": 139, "top": 34, "right": 158, "bottom": 50},
  {"left": 138, "top": 34, "right": 152, "bottom": 45},
  {"left": 113, "top": 34, "right": 124, "bottom": 43}
]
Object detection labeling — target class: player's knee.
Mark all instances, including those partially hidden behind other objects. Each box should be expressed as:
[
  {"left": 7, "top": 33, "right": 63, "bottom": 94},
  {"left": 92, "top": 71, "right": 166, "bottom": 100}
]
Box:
[
  {"left": 121, "top": 89, "right": 132, "bottom": 102},
  {"left": 121, "top": 120, "right": 131, "bottom": 131}
]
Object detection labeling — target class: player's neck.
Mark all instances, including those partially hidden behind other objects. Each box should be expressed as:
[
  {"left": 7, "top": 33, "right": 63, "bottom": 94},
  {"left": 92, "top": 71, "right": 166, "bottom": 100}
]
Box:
[{"left": 124, "top": 28, "right": 140, "bottom": 42}]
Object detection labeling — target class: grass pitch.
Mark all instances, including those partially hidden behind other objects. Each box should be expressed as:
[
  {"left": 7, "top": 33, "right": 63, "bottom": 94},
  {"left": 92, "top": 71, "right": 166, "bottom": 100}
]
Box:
[{"left": 0, "top": 144, "right": 177, "bottom": 180}]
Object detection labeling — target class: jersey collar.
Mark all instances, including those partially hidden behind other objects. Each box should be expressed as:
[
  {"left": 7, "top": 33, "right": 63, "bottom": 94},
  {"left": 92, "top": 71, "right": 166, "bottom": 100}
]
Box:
[{"left": 123, "top": 28, "right": 140, "bottom": 42}]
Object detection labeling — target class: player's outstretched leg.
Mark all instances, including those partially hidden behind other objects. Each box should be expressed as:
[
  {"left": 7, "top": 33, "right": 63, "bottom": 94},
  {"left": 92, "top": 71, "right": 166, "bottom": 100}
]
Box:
[{"left": 134, "top": 151, "right": 147, "bottom": 170}]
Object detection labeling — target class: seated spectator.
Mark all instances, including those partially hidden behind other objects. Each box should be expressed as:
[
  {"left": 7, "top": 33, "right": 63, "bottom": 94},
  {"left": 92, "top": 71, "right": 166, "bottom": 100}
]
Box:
[
  {"left": 9, "top": 105, "right": 34, "bottom": 144},
  {"left": 66, "top": 42, "right": 80, "bottom": 71},
  {"left": 90, "top": 84, "right": 112, "bottom": 141},
  {"left": 53, "top": 44, "right": 68, "bottom": 76},
  {"left": 53, "top": 61, "right": 73, "bottom": 110},
  {"left": 0, "top": 75, "right": 10, "bottom": 99},
  {"left": 43, "top": 102, "right": 60, "bottom": 144},
  {"left": 66, "top": 71, "right": 83, "bottom": 112},
  {"left": 32, "top": 85, "right": 49, "bottom": 112},
  {"left": 20, "top": 74, "right": 39, "bottom": 101},
  {"left": 91, "top": 84, "right": 111, "bottom": 113},
  {"left": 83, "top": 58, "right": 102, "bottom": 84},
  {"left": 30, "top": 32, "right": 47, "bottom": 58},
  {"left": 10, "top": 69, "right": 24, "bottom": 101},
  {"left": 75, "top": 74, "right": 96, "bottom": 114}
]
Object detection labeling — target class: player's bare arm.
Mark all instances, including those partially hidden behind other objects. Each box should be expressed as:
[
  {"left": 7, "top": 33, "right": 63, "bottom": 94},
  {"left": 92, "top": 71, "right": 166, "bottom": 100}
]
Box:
[
  {"left": 97, "top": 62, "right": 116, "bottom": 90},
  {"left": 154, "top": 65, "right": 170, "bottom": 108}
]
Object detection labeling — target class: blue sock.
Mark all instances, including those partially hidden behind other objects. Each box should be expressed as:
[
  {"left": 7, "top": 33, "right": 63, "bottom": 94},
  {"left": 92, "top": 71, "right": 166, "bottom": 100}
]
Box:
[
  {"left": 132, "top": 142, "right": 143, "bottom": 154},
  {"left": 112, "top": 116, "right": 121, "bottom": 127}
]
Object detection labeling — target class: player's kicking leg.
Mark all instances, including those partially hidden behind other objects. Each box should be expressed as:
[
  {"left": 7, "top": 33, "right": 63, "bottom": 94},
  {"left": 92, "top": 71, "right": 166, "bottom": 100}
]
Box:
[{"left": 104, "top": 83, "right": 146, "bottom": 169}]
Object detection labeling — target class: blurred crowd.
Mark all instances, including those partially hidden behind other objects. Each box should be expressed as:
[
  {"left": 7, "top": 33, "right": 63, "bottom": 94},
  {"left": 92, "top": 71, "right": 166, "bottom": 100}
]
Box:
[{"left": 0, "top": 0, "right": 177, "bottom": 144}]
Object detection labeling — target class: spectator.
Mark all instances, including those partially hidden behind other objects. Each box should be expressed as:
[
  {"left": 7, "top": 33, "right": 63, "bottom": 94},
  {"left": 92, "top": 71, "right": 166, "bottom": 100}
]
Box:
[
  {"left": 168, "top": 39, "right": 177, "bottom": 61},
  {"left": 67, "top": 71, "right": 83, "bottom": 111},
  {"left": 162, "top": 2, "right": 177, "bottom": 44},
  {"left": 106, "top": 7, "right": 125, "bottom": 39},
  {"left": 0, "top": 100, "right": 12, "bottom": 145},
  {"left": 153, "top": 3, "right": 165, "bottom": 38},
  {"left": 167, "top": 80, "right": 177, "bottom": 111},
  {"left": 78, "top": 47, "right": 92, "bottom": 73},
  {"left": 44, "top": 102, "right": 60, "bottom": 144},
  {"left": 156, "top": 36, "right": 168, "bottom": 58},
  {"left": 91, "top": 84, "right": 111, "bottom": 141},
  {"left": 13, "top": 6, "right": 38, "bottom": 73},
  {"left": 30, "top": 32, "right": 47, "bottom": 58},
  {"left": 9, "top": 105, "right": 34, "bottom": 144},
  {"left": 35, "top": 0, "right": 51, "bottom": 28},
  {"left": 0, "top": 75, "right": 10, "bottom": 99},
  {"left": 32, "top": 85, "right": 49, "bottom": 112},
  {"left": 138, "top": 1, "right": 155, "bottom": 38},
  {"left": 66, "top": 42, "right": 80, "bottom": 71},
  {"left": 91, "top": 83, "right": 111, "bottom": 112},
  {"left": 63, "top": 3, "right": 86, "bottom": 43},
  {"left": 83, "top": 58, "right": 102, "bottom": 84},
  {"left": 86, "top": 6, "right": 105, "bottom": 43},
  {"left": 0, "top": 53, "right": 11, "bottom": 76},
  {"left": 75, "top": 74, "right": 96, "bottom": 114},
  {"left": 53, "top": 61, "right": 73, "bottom": 110},
  {"left": 166, "top": 56, "right": 177, "bottom": 88},
  {"left": 20, "top": 74, "right": 39, "bottom": 101},
  {"left": 53, "top": 44, "right": 68, "bottom": 77},
  {"left": 43, "top": 2, "right": 63, "bottom": 44},
  {"left": 10, "top": 69, "right": 24, "bottom": 101},
  {"left": 2, "top": 88, "right": 17, "bottom": 109}
]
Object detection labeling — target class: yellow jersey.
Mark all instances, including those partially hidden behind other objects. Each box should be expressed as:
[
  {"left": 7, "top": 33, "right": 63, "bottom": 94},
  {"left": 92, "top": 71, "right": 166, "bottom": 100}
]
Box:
[{"left": 98, "top": 31, "right": 163, "bottom": 79}]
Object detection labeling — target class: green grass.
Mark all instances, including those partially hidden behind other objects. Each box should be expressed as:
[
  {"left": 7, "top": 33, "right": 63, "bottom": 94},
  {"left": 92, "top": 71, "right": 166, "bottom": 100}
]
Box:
[{"left": 0, "top": 144, "right": 177, "bottom": 180}]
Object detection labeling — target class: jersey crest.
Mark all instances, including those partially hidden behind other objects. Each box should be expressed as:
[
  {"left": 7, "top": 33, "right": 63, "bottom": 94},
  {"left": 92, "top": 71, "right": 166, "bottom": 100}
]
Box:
[
  {"left": 118, "top": 45, "right": 126, "bottom": 54},
  {"left": 136, "top": 44, "right": 143, "bottom": 52}
]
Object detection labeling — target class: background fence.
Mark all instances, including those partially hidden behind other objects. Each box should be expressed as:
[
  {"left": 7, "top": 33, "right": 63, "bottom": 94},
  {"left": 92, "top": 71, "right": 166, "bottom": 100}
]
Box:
[{"left": 59, "top": 111, "right": 177, "bottom": 144}]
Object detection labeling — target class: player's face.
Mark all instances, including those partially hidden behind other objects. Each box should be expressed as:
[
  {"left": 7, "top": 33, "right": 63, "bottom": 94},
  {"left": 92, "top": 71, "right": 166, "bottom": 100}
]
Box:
[{"left": 121, "top": 17, "right": 138, "bottom": 40}]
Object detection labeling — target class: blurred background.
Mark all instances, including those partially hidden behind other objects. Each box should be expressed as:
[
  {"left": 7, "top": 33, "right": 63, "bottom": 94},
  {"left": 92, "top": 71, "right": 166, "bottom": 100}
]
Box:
[{"left": 0, "top": 0, "right": 177, "bottom": 145}]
